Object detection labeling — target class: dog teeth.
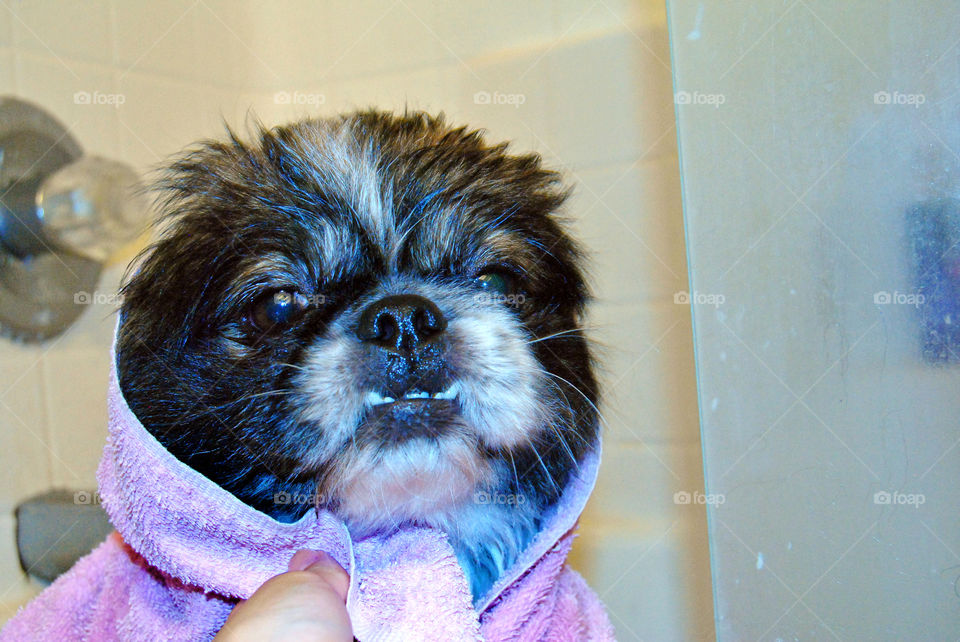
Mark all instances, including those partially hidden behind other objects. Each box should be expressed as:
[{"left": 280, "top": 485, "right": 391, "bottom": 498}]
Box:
[
  {"left": 364, "top": 391, "right": 394, "bottom": 406},
  {"left": 365, "top": 383, "right": 458, "bottom": 406},
  {"left": 432, "top": 382, "right": 459, "bottom": 400}
]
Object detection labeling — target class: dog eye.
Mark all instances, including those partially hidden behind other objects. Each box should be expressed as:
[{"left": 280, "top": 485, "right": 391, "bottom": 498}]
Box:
[
  {"left": 475, "top": 269, "right": 514, "bottom": 295},
  {"left": 249, "top": 289, "right": 309, "bottom": 330}
]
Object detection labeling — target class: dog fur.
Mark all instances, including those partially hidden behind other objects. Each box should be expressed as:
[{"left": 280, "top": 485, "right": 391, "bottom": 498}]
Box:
[{"left": 115, "top": 110, "right": 599, "bottom": 599}]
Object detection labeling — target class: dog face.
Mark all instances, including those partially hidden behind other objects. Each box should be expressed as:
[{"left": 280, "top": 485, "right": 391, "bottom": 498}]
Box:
[{"left": 116, "top": 111, "right": 598, "bottom": 545}]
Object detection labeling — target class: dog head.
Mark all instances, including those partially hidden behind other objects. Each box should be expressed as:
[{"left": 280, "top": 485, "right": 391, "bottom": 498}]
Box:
[{"left": 116, "top": 111, "right": 598, "bottom": 540}]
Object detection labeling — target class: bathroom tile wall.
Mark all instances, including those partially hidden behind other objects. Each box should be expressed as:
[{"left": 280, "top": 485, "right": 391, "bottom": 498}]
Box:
[{"left": 0, "top": 2, "right": 712, "bottom": 638}]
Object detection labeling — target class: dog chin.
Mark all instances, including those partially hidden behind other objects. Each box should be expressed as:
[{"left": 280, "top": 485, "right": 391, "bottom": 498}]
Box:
[{"left": 331, "top": 434, "right": 494, "bottom": 537}]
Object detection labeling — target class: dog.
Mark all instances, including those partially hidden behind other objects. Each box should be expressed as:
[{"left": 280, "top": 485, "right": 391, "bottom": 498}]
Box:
[{"left": 115, "top": 109, "right": 599, "bottom": 601}]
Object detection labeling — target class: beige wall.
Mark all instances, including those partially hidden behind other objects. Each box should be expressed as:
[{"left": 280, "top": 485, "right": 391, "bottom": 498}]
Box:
[{"left": 0, "top": 2, "right": 711, "bottom": 639}]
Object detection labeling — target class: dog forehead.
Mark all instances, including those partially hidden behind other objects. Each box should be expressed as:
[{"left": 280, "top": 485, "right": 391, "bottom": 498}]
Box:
[
  {"left": 296, "top": 136, "right": 502, "bottom": 275},
  {"left": 301, "top": 195, "right": 502, "bottom": 279},
  {"left": 260, "top": 115, "right": 546, "bottom": 280}
]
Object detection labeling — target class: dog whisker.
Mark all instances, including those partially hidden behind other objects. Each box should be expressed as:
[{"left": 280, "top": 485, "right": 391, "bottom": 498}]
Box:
[
  {"left": 524, "top": 433, "right": 560, "bottom": 495},
  {"left": 539, "top": 369, "right": 607, "bottom": 431},
  {"left": 525, "top": 326, "right": 598, "bottom": 346}
]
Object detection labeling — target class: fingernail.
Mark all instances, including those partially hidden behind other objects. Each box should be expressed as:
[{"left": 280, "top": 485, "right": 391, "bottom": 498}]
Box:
[{"left": 288, "top": 549, "right": 330, "bottom": 572}]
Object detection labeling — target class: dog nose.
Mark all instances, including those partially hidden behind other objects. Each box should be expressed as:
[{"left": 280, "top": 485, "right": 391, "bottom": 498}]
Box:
[{"left": 356, "top": 294, "right": 447, "bottom": 353}]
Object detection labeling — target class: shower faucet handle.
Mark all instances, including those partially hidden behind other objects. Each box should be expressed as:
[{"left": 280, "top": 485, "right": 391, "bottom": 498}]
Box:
[{"left": 37, "top": 156, "right": 149, "bottom": 262}]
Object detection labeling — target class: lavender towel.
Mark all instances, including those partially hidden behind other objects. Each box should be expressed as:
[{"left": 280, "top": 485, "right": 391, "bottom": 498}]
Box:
[{"left": 2, "top": 337, "right": 614, "bottom": 641}]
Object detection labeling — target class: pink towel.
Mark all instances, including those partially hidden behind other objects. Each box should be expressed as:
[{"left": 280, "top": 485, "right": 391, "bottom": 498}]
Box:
[{"left": 2, "top": 336, "right": 613, "bottom": 641}]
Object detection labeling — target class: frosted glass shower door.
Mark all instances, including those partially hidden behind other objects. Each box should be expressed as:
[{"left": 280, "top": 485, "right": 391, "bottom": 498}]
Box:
[{"left": 667, "top": 2, "right": 960, "bottom": 639}]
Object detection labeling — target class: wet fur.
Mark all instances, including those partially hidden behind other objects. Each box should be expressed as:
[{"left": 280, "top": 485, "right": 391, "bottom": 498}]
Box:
[{"left": 116, "top": 110, "right": 599, "bottom": 600}]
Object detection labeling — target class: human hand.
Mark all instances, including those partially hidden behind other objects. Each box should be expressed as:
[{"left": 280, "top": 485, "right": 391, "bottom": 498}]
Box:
[{"left": 214, "top": 549, "right": 352, "bottom": 642}]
